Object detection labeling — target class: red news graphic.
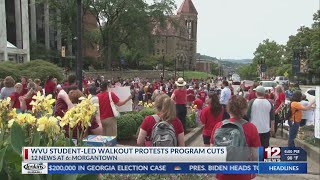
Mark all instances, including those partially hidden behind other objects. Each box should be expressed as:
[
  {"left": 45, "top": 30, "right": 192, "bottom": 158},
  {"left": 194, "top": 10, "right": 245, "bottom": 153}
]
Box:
[
  {"left": 24, "top": 148, "right": 29, "bottom": 160},
  {"left": 264, "top": 147, "right": 281, "bottom": 162}
]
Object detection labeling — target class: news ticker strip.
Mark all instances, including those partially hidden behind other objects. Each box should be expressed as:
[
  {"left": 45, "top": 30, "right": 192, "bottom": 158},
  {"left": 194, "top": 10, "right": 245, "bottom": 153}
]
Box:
[{"left": 21, "top": 162, "right": 307, "bottom": 174}]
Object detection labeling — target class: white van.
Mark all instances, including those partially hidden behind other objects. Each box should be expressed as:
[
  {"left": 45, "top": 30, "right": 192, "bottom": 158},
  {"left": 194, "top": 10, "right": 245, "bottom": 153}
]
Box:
[
  {"left": 232, "top": 74, "right": 241, "bottom": 85},
  {"left": 274, "top": 76, "right": 289, "bottom": 85}
]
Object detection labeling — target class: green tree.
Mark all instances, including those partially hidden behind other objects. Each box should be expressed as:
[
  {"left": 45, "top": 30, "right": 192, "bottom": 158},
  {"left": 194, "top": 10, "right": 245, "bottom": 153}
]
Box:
[
  {"left": 210, "top": 63, "right": 219, "bottom": 76},
  {"left": 237, "top": 64, "right": 257, "bottom": 80},
  {"left": 253, "top": 39, "right": 285, "bottom": 67},
  {"left": 88, "top": 0, "right": 176, "bottom": 70},
  {"left": 284, "top": 10, "right": 320, "bottom": 76},
  {"left": 252, "top": 39, "right": 287, "bottom": 77},
  {"left": 309, "top": 10, "right": 320, "bottom": 75}
]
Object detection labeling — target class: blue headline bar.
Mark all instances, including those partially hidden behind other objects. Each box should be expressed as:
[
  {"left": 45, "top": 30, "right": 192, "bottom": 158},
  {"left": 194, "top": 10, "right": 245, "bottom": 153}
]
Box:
[{"left": 46, "top": 162, "right": 307, "bottom": 174}]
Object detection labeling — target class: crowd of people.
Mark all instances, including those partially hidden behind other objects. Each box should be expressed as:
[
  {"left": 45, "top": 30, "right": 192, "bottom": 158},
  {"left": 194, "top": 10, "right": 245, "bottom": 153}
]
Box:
[{"left": 0, "top": 74, "right": 316, "bottom": 180}]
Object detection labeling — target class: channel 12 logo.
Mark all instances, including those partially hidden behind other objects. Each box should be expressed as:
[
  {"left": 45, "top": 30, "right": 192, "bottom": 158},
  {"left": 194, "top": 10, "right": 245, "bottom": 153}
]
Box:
[{"left": 263, "top": 147, "right": 281, "bottom": 162}]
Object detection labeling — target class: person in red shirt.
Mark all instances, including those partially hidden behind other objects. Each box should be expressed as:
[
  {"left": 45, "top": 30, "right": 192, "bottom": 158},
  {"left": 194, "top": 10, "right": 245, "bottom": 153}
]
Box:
[
  {"left": 137, "top": 94, "right": 184, "bottom": 146},
  {"left": 20, "top": 82, "right": 37, "bottom": 112},
  {"left": 273, "top": 85, "right": 286, "bottom": 137},
  {"left": 247, "top": 87, "right": 257, "bottom": 101},
  {"left": 97, "top": 81, "right": 132, "bottom": 136},
  {"left": 186, "top": 86, "right": 195, "bottom": 107},
  {"left": 171, "top": 78, "right": 187, "bottom": 131},
  {"left": 44, "top": 76, "right": 56, "bottom": 97},
  {"left": 20, "top": 76, "right": 28, "bottom": 95},
  {"left": 9, "top": 83, "right": 23, "bottom": 113},
  {"left": 197, "top": 88, "right": 207, "bottom": 103},
  {"left": 193, "top": 98, "right": 203, "bottom": 110},
  {"left": 54, "top": 75, "right": 77, "bottom": 118},
  {"left": 193, "top": 97, "right": 204, "bottom": 126},
  {"left": 210, "top": 95, "right": 261, "bottom": 180},
  {"left": 200, "top": 93, "right": 224, "bottom": 147}
]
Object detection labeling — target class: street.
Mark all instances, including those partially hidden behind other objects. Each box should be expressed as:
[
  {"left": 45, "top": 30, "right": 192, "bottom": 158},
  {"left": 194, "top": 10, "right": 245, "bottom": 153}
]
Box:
[{"left": 189, "top": 132, "right": 320, "bottom": 180}]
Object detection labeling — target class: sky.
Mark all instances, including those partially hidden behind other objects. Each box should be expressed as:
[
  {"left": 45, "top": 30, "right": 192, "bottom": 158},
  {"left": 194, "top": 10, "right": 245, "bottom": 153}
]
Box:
[{"left": 150, "top": 0, "right": 319, "bottom": 59}]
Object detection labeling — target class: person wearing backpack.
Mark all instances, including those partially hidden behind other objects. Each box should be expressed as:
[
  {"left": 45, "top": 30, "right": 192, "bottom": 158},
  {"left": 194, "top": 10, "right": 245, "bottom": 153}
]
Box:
[
  {"left": 210, "top": 95, "right": 261, "bottom": 180},
  {"left": 288, "top": 91, "right": 315, "bottom": 147},
  {"left": 137, "top": 94, "right": 185, "bottom": 147},
  {"left": 200, "top": 93, "right": 224, "bottom": 147}
]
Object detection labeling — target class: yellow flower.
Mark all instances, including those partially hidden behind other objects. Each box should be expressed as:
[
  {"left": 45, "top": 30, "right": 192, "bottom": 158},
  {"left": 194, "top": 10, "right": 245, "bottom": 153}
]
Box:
[
  {"left": 7, "top": 113, "right": 37, "bottom": 128},
  {"left": 0, "top": 97, "right": 11, "bottom": 110},
  {"left": 7, "top": 108, "right": 17, "bottom": 119},
  {"left": 8, "top": 119, "right": 15, "bottom": 128},
  {"left": 36, "top": 116, "right": 60, "bottom": 137},
  {"left": 37, "top": 116, "right": 47, "bottom": 132},
  {"left": 59, "top": 96, "right": 96, "bottom": 130},
  {"left": 31, "top": 91, "right": 55, "bottom": 115}
]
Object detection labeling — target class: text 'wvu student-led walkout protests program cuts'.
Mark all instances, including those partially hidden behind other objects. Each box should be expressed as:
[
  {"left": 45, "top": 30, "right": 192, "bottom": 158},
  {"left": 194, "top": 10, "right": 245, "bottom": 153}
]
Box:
[{"left": 22, "top": 147, "right": 307, "bottom": 174}]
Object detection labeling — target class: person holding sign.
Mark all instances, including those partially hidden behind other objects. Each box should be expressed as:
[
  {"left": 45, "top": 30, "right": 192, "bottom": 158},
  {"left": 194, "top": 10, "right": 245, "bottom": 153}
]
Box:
[
  {"left": 97, "top": 81, "right": 132, "bottom": 136},
  {"left": 288, "top": 91, "right": 315, "bottom": 147}
]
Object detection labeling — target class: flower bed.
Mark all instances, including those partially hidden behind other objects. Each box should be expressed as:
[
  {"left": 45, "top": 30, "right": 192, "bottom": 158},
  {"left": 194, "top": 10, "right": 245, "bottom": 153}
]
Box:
[{"left": 0, "top": 93, "right": 97, "bottom": 179}]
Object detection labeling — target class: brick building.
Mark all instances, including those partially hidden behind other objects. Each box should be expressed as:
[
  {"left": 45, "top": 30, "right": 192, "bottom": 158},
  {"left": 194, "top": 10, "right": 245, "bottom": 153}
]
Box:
[{"left": 152, "top": 0, "right": 198, "bottom": 70}]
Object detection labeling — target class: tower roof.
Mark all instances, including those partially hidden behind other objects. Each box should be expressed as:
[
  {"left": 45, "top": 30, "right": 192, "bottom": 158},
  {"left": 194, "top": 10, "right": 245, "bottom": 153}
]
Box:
[{"left": 177, "top": 0, "right": 198, "bottom": 15}]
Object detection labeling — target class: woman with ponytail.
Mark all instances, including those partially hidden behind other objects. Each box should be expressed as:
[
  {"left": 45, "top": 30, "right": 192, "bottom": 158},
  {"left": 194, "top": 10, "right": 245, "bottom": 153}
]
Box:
[{"left": 137, "top": 94, "right": 185, "bottom": 146}]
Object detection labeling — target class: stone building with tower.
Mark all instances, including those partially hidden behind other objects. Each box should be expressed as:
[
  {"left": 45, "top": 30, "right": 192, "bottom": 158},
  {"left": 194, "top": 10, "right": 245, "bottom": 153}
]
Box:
[{"left": 152, "top": 0, "right": 198, "bottom": 70}]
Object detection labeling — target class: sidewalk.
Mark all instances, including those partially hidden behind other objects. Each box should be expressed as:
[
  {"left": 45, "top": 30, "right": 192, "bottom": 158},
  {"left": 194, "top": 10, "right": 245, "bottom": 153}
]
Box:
[{"left": 189, "top": 134, "right": 320, "bottom": 180}]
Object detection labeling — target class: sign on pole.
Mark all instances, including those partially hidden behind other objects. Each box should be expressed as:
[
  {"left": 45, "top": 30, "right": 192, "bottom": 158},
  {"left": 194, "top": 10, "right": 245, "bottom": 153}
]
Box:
[
  {"left": 315, "top": 86, "right": 320, "bottom": 139},
  {"left": 260, "top": 64, "right": 267, "bottom": 73},
  {"left": 61, "top": 46, "right": 66, "bottom": 58}
]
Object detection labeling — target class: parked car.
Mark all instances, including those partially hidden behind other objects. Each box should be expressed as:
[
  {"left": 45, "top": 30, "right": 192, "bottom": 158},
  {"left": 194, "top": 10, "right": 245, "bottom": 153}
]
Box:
[
  {"left": 241, "top": 80, "right": 254, "bottom": 91},
  {"left": 274, "top": 76, "right": 289, "bottom": 85},
  {"left": 260, "top": 81, "right": 277, "bottom": 91},
  {"left": 305, "top": 88, "right": 315, "bottom": 102}
]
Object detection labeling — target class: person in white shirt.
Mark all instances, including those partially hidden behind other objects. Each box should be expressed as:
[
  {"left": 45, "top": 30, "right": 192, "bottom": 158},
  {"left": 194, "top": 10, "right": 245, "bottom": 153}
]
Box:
[
  {"left": 219, "top": 80, "right": 231, "bottom": 119},
  {"left": 247, "top": 86, "right": 275, "bottom": 147}
]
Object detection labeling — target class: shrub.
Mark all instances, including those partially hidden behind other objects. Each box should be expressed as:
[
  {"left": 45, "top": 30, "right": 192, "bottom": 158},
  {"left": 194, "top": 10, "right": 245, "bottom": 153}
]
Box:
[
  {"left": 0, "top": 60, "right": 63, "bottom": 83},
  {"left": 139, "top": 108, "right": 156, "bottom": 118},
  {"left": 186, "top": 111, "right": 197, "bottom": 129},
  {"left": 117, "top": 114, "right": 137, "bottom": 140},
  {"left": 126, "top": 113, "right": 144, "bottom": 129},
  {"left": 20, "top": 60, "right": 63, "bottom": 82},
  {"left": 0, "top": 62, "right": 21, "bottom": 80},
  {"left": 0, "top": 60, "right": 63, "bottom": 82}
]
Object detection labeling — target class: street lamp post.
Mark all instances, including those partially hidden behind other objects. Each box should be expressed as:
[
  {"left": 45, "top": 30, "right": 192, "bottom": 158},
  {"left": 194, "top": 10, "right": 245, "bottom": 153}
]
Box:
[
  {"left": 182, "top": 59, "right": 186, "bottom": 79},
  {"left": 162, "top": 55, "right": 165, "bottom": 80},
  {"left": 76, "top": 0, "right": 83, "bottom": 90},
  {"left": 174, "top": 57, "right": 177, "bottom": 80}
]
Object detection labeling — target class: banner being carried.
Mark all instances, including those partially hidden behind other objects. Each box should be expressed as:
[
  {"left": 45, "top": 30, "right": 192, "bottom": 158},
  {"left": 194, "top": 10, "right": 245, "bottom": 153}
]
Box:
[
  {"left": 315, "top": 86, "right": 320, "bottom": 139},
  {"left": 110, "top": 86, "right": 132, "bottom": 112}
]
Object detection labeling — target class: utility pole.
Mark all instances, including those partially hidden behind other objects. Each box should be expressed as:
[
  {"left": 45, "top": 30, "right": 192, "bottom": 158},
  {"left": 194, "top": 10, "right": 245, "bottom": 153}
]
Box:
[
  {"left": 183, "top": 60, "right": 185, "bottom": 79},
  {"left": 174, "top": 57, "right": 177, "bottom": 80},
  {"left": 162, "top": 55, "right": 165, "bottom": 80},
  {"left": 76, "top": 0, "right": 83, "bottom": 90}
]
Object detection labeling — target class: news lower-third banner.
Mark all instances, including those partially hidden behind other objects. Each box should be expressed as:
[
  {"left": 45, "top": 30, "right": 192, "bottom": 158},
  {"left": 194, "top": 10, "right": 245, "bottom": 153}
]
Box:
[{"left": 21, "top": 147, "right": 307, "bottom": 174}]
